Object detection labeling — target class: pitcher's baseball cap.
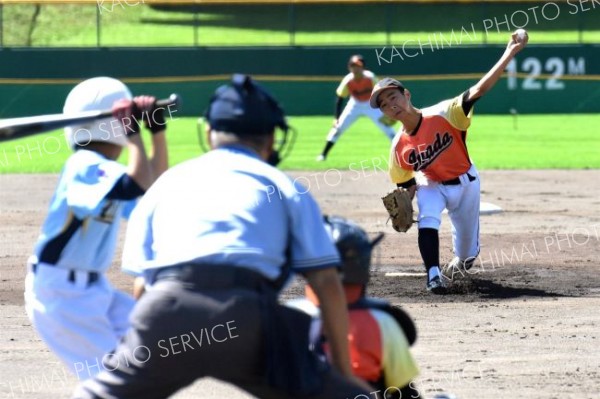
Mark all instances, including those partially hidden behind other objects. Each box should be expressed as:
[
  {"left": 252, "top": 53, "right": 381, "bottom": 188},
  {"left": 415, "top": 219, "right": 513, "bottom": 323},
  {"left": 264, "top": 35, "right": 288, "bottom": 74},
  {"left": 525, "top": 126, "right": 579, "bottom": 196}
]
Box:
[
  {"left": 369, "top": 77, "right": 405, "bottom": 108},
  {"left": 205, "top": 74, "right": 288, "bottom": 136}
]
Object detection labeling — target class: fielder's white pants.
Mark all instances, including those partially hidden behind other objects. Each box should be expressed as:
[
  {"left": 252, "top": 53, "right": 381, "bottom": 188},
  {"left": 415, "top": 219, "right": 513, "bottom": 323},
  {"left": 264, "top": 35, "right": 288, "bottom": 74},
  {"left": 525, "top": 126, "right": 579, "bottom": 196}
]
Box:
[
  {"left": 416, "top": 164, "right": 481, "bottom": 261},
  {"left": 326, "top": 98, "right": 396, "bottom": 142},
  {"left": 24, "top": 262, "right": 134, "bottom": 380}
]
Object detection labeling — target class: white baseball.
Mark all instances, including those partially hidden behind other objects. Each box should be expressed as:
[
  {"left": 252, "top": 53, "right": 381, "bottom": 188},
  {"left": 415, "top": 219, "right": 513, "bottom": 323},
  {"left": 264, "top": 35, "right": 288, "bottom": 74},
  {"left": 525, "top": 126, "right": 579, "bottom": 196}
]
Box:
[{"left": 515, "top": 29, "right": 527, "bottom": 41}]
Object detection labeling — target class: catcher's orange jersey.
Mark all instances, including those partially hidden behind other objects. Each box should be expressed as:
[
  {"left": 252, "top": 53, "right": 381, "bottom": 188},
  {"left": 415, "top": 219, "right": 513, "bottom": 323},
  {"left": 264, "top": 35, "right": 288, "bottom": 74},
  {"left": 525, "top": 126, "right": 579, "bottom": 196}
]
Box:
[
  {"left": 389, "top": 93, "right": 473, "bottom": 184},
  {"left": 305, "top": 286, "right": 419, "bottom": 389},
  {"left": 336, "top": 71, "right": 378, "bottom": 102}
]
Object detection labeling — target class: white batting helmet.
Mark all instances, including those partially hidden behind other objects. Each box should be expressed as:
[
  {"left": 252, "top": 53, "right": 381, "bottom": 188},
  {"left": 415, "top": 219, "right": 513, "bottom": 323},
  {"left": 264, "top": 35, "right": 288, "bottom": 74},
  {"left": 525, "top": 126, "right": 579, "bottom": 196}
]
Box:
[{"left": 64, "top": 77, "right": 132, "bottom": 149}]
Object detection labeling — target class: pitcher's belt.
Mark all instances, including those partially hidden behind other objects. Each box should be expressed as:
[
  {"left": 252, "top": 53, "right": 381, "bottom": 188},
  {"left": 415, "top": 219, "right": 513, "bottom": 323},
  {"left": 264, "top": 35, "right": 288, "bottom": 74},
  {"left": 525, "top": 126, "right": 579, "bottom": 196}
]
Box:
[{"left": 440, "top": 173, "right": 476, "bottom": 186}]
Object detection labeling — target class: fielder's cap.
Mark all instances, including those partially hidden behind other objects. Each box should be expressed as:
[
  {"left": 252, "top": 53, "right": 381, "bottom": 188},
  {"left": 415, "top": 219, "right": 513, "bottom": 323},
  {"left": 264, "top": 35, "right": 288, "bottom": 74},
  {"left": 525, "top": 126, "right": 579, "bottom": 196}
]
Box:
[
  {"left": 369, "top": 77, "right": 405, "bottom": 109},
  {"left": 64, "top": 77, "right": 132, "bottom": 149},
  {"left": 205, "top": 74, "right": 288, "bottom": 136},
  {"left": 348, "top": 54, "right": 365, "bottom": 67}
]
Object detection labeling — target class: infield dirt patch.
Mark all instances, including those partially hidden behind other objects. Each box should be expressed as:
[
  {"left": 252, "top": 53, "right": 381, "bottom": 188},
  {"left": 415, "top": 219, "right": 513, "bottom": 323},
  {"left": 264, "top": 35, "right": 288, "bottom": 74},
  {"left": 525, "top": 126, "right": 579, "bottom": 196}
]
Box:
[{"left": 1, "top": 170, "right": 599, "bottom": 398}]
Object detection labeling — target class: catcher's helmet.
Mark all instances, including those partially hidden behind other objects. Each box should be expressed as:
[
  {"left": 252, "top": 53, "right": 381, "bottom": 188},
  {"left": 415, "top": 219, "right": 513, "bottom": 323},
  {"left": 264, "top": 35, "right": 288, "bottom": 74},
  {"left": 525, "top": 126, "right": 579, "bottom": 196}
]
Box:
[
  {"left": 64, "top": 77, "right": 132, "bottom": 149},
  {"left": 324, "top": 215, "right": 384, "bottom": 285}
]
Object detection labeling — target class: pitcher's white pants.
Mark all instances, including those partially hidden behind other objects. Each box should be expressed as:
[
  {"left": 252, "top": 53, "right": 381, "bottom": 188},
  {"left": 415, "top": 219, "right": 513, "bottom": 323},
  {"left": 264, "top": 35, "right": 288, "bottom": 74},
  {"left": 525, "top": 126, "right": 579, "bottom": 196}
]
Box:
[{"left": 416, "top": 164, "right": 481, "bottom": 261}]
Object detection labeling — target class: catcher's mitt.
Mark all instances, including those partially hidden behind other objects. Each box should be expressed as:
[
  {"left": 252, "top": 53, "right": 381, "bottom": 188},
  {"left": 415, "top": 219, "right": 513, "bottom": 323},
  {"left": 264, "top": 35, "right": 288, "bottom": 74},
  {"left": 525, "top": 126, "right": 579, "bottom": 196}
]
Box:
[
  {"left": 381, "top": 188, "right": 414, "bottom": 233},
  {"left": 378, "top": 114, "right": 397, "bottom": 127}
]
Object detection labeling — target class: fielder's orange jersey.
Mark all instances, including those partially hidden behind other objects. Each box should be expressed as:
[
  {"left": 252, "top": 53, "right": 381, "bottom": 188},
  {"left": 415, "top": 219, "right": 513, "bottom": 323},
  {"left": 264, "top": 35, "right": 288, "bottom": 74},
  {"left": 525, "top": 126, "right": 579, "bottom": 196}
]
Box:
[
  {"left": 389, "top": 93, "right": 473, "bottom": 184},
  {"left": 336, "top": 71, "right": 378, "bottom": 102}
]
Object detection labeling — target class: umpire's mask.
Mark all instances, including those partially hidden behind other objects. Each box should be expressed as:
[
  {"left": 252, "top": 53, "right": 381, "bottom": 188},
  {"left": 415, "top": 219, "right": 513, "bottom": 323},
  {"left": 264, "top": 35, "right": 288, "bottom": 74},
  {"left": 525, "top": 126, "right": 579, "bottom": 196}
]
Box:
[{"left": 204, "top": 74, "right": 290, "bottom": 166}]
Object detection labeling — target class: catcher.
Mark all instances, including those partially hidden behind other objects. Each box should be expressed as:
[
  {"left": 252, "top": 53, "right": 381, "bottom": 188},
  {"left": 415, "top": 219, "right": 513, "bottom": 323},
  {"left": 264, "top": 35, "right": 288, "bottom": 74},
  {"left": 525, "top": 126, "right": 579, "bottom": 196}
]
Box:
[
  {"left": 288, "top": 215, "right": 422, "bottom": 399},
  {"left": 372, "top": 30, "right": 528, "bottom": 294}
]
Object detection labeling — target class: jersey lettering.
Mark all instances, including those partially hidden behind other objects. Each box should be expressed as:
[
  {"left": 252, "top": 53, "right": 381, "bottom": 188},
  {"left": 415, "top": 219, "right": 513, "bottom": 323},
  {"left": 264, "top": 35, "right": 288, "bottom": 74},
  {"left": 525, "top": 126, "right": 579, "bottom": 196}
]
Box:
[
  {"left": 392, "top": 100, "right": 472, "bottom": 182},
  {"left": 406, "top": 132, "right": 453, "bottom": 171},
  {"left": 95, "top": 200, "right": 118, "bottom": 224}
]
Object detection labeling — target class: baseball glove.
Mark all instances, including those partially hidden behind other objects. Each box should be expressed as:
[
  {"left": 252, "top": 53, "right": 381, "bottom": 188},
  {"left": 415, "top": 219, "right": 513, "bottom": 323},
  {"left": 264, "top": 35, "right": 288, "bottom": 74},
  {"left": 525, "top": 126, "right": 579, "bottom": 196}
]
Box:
[
  {"left": 378, "top": 114, "right": 397, "bottom": 127},
  {"left": 381, "top": 188, "right": 414, "bottom": 233}
]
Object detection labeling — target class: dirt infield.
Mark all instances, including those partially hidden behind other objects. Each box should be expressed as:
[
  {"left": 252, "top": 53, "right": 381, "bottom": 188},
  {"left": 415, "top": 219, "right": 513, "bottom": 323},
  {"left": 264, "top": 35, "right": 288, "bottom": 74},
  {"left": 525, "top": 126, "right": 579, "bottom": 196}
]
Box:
[{"left": 1, "top": 170, "right": 599, "bottom": 399}]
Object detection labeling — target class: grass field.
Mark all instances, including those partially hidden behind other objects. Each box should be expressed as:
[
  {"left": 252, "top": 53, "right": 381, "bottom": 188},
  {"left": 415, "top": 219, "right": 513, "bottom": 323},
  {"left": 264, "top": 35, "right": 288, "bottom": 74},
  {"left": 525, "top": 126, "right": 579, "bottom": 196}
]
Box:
[
  {"left": 0, "top": 114, "right": 598, "bottom": 174},
  {"left": 3, "top": 3, "right": 600, "bottom": 46}
]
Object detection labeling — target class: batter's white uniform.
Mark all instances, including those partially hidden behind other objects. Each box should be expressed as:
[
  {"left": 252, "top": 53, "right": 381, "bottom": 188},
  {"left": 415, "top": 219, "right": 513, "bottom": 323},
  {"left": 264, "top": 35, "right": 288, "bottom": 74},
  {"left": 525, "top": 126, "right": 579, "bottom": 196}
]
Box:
[
  {"left": 24, "top": 149, "right": 137, "bottom": 379},
  {"left": 327, "top": 71, "right": 396, "bottom": 143}
]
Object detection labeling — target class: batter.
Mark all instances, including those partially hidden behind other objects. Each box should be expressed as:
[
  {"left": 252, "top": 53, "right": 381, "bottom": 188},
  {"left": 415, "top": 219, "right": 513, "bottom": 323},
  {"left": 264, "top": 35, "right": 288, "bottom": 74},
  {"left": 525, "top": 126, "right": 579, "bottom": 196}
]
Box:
[{"left": 24, "top": 77, "right": 168, "bottom": 377}]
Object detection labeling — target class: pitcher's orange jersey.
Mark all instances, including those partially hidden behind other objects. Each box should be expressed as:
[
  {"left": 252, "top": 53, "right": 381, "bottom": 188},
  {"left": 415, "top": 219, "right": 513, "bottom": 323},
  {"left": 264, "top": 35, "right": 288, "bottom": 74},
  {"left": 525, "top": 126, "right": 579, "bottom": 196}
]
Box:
[
  {"left": 336, "top": 71, "right": 378, "bottom": 102},
  {"left": 389, "top": 93, "right": 473, "bottom": 184}
]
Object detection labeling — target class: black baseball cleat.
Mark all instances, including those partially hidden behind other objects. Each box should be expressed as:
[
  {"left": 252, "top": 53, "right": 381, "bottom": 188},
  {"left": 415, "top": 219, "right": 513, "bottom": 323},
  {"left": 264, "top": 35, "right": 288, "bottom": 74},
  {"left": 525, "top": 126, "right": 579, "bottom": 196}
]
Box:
[
  {"left": 426, "top": 275, "right": 447, "bottom": 295},
  {"left": 464, "top": 258, "right": 475, "bottom": 271}
]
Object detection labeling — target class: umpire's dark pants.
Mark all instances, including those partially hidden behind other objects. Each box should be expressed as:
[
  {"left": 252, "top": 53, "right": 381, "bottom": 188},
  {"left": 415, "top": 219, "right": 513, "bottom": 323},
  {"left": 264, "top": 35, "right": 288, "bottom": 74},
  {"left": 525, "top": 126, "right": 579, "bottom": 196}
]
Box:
[{"left": 72, "top": 265, "right": 370, "bottom": 399}]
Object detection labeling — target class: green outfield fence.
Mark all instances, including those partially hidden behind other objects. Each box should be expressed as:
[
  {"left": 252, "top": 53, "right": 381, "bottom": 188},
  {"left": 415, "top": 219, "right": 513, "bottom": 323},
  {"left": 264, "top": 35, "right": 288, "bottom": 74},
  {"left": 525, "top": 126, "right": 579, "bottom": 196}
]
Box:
[
  {"left": 0, "top": 0, "right": 599, "bottom": 47},
  {"left": 1, "top": 45, "right": 599, "bottom": 116},
  {"left": 1, "top": 0, "right": 599, "bottom": 117}
]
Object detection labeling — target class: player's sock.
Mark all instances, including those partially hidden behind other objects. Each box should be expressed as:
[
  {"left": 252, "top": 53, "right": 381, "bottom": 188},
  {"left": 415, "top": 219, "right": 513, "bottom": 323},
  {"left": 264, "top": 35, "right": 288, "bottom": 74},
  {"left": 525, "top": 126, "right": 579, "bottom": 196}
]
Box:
[
  {"left": 418, "top": 228, "right": 440, "bottom": 273},
  {"left": 321, "top": 141, "right": 335, "bottom": 158}
]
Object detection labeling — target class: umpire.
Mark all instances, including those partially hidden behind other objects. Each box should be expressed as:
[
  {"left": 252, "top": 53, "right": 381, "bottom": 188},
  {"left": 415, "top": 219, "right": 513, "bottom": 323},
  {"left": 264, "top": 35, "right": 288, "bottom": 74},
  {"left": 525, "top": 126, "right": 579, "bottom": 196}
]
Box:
[{"left": 73, "top": 75, "right": 371, "bottom": 399}]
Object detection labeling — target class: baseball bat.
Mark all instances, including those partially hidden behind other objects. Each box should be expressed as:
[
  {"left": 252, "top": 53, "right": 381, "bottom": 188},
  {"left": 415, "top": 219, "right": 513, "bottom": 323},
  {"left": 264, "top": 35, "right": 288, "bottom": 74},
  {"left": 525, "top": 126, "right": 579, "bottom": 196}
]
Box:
[{"left": 0, "top": 93, "right": 181, "bottom": 143}]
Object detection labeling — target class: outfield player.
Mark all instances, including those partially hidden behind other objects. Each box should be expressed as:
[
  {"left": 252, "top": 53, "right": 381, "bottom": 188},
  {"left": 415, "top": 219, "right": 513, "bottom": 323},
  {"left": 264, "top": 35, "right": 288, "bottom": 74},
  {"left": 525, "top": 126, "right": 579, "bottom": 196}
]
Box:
[
  {"left": 73, "top": 74, "right": 371, "bottom": 398},
  {"left": 288, "top": 216, "right": 422, "bottom": 399},
  {"left": 316, "top": 54, "right": 396, "bottom": 161},
  {"left": 24, "top": 77, "right": 168, "bottom": 378},
  {"left": 369, "top": 31, "right": 528, "bottom": 294}
]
